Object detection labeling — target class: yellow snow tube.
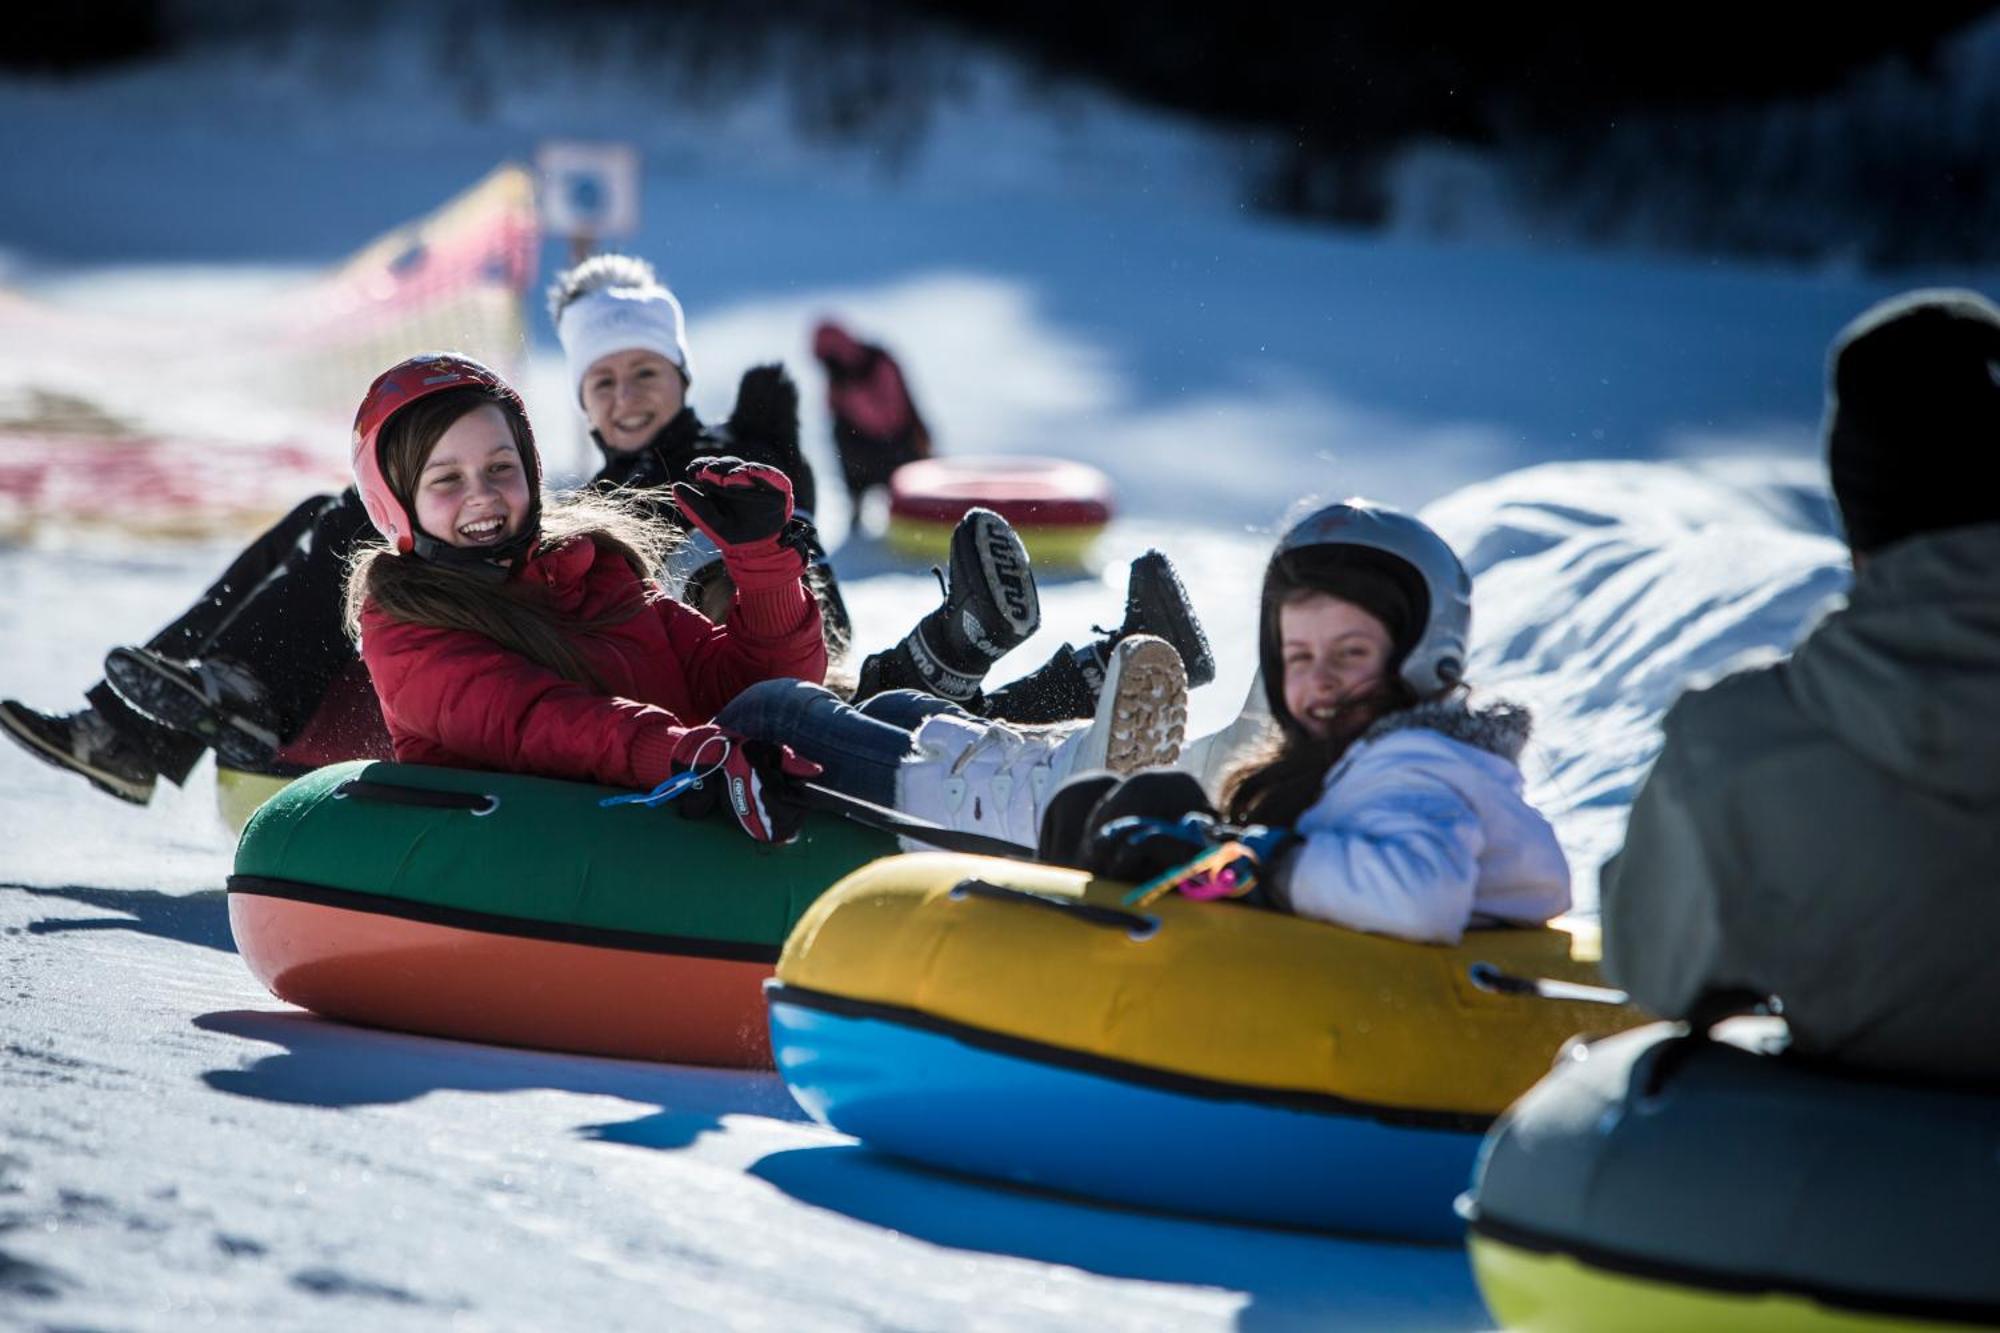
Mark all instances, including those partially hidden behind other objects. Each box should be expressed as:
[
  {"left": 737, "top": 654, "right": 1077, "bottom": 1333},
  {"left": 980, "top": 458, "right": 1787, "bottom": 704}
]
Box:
[
  {"left": 215, "top": 765, "right": 296, "bottom": 834},
  {"left": 776, "top": 852, "right": 1643, "bottom": 1118},
  {"left": 1467, "top": 1233, "right": 1969, "bottom": 1332}
]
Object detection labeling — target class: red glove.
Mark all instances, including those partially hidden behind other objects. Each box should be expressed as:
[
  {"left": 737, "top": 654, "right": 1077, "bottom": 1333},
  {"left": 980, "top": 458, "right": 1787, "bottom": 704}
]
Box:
[
  {"left": 667, "top": 724, "right": 822, "bottom": 844},
  {"left": 671, "top": 456, "right": 794, "bottom": 552}
]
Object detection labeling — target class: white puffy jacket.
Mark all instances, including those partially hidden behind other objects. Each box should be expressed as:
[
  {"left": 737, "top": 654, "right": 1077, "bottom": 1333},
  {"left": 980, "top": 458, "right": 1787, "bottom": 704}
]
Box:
[{"left": 1277, "top": 699, "right": 1570, "bottom": 945}]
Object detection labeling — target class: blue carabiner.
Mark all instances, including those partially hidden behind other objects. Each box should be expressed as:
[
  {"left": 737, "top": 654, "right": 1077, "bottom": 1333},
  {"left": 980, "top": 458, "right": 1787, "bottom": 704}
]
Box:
[{"left": 599, "top": 769, "right": 705, "bottom": 809}]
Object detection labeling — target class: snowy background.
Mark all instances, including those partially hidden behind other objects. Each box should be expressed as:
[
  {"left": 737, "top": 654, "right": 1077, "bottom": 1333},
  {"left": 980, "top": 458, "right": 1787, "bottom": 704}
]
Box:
[{"left": 1, "top": 10, "right": 1991, "bottom": 1330}]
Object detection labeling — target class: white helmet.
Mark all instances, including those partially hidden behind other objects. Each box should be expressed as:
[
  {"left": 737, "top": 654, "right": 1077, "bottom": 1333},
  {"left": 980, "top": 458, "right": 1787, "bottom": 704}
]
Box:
[{"left": 1261, "top": 499, "right": 1473, "bottom": 710}]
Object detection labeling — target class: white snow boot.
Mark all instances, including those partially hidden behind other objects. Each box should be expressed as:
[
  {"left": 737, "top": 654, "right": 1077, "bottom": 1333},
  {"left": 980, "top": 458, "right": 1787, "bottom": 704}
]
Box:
[{"left": 894, "top": 634, "right": 1187, "bottom": 850}]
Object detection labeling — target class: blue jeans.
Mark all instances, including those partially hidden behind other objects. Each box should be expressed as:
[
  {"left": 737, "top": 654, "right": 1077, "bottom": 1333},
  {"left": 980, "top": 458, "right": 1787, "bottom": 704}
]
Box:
[{"left": 713, "top": 679, "right": 963, "bottom": 806}]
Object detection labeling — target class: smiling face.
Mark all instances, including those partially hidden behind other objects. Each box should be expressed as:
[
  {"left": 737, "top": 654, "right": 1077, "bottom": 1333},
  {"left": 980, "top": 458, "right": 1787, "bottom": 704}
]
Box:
[
  {"left": 1279, "top": 592, "right": 1396, "bottom": 740},
  {"left": 581, "top": 348, "right": 688, "bottom": 454},
  {"left": 411, "top": 404, "right": 532, "bottom": 549}
]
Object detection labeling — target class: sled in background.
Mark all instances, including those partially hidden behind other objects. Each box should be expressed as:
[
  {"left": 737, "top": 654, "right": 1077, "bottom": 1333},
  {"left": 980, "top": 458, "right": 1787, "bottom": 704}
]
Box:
[
  {"left": 815, "top": 318, "right": 1115, "bottom": 569},
  {"left": 886, "top": 455, "right": 1114, "bottom": 569}
]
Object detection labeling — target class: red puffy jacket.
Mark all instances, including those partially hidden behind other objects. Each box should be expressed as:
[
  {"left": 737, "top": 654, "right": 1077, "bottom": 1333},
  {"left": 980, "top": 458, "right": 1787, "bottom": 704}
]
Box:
[{"left": 359, "top": 534, "right": 824, "bottom": 790}]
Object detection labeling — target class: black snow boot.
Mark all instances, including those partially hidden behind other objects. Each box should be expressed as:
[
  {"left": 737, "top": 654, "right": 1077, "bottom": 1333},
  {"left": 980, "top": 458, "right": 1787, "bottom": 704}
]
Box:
[
  {"left": 857, "top": 508, "right": 1039, "bottom": 704},
  {"left": 1077, "top": 549, "right": 1216, "bottom": 689},
  {"left": 0, "top": 699, "right": 159, "bottom": 805},
  {"left": 979, "top": 643, "right": 1100, "bottom": 725},
  {"left": 103, "top": 647, "right": 284, "bottom": 771}
]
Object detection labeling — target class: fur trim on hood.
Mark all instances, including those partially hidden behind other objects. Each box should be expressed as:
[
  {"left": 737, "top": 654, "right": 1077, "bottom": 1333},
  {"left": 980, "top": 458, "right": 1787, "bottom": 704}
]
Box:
[{"left": 1361, "top": 697, "right": 1535, "bottom": 763}]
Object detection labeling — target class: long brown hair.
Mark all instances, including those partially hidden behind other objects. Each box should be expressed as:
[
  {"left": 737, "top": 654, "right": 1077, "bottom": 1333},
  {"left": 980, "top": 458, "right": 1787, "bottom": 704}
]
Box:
[
  {"left": 343, "top": 388, "right": 680, "bottom": 693},
  {"left": 1220, "top": 673, "right": 1422, "bottom": 826}
]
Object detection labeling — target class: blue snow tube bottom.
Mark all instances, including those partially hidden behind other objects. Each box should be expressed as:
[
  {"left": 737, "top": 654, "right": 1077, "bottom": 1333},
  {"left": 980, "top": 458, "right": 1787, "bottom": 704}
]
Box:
[{"left": 769, "top": 990, "right": 1482, "bottom": 1241}]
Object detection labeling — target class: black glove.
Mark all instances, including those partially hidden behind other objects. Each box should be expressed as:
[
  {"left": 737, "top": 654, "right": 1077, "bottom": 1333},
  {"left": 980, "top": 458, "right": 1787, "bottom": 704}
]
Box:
[
  {"left": 1088, "top": 815, "right": 1296, "bottom": 907},
  {"left": 727, "top": 363, "right": 801, "bottom": 455},
  {"left": 1086, "top": 812, "right": 1227, "bottom": 883},
  {"left": 671, "top": 455, "right": 795, "bottom": 551}
]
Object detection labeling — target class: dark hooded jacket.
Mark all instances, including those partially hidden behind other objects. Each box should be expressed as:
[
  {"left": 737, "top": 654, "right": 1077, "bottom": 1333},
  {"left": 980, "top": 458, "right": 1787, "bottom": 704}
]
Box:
[
  {"left": 588, "top": 365, "right": 818, "bottom": 518},
  {"left": 1601, "top": 523, "right": 2000, "bottom": 1080}
]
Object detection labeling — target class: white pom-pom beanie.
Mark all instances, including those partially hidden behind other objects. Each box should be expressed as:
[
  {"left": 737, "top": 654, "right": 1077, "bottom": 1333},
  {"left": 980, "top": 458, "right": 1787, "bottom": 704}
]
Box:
[{"left": 556, "top": 281, "right": 693, "bottom": 403}]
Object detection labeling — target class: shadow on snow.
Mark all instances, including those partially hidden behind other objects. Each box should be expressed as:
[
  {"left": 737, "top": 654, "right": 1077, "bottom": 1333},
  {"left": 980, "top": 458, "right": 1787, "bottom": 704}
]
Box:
[
  {"left": 745, "top": 1143, "right": 1490, "bottom": 1332},
  {"left": 192, "top": 1008, "right": 812, "bottom": 1152},
  {"left": 8, "top": 883, "right": 235, "bottom": 953}
]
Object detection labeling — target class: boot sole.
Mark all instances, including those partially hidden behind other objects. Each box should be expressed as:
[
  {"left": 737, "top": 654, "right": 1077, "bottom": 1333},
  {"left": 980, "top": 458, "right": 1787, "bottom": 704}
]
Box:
[
  {"left": 958, "top": 508, "right": 1040, "bottom": 652},
  {"left": 1095, "top": 636, "right": 1188, "bottom": 775},
  {"left": 0, "top": 703, "right": 155, "bottom": 805},
  {"left": 103, "top": 650, "right": 281, "bottom": 771}
]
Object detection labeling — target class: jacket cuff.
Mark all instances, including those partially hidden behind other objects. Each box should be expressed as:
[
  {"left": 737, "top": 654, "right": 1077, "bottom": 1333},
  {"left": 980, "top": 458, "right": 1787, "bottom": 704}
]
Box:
[
  {"left": 1258, "top": 843, "right": 1299, "bottom": 913},
  {"left": 720, "top": 536, "right": 807, "bottom": 594},
  {"left": 629, "top": 724, "right": 687, "bottom": 789},
  {"left": 732, "top": 580, "right": 818, "bottom": 639}
]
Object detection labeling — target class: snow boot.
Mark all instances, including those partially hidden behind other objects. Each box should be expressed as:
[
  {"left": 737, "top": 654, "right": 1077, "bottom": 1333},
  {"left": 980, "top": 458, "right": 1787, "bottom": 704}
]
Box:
[
  {"left": 1054, "top": 633, "right": 1187, "bottom": 777},
  {"left": 979, "top": 646, "right": 1099, "bottom": 725},
  {"left": 103, "top": 647, "right": 283, "bottom": 771},
  {"left": 986, "top": 550, "right": 1212, "bottom": 725},
  {"left": 894, "top": 634, "right": 1186, "bottom": 850},
  {"left": 0, "top": 699, "right": 158, "bottom": 804},
  {"left": 1178, "top": 669, "right": 1275, "bottom": 794},
  {"left": 858, "top": 507, "right": 1039, "bottom": 704},
  {"left": 1036, "top": 772, "right": 1122, "bottom": 864},
  {"left": 1078, "top": 550, "right": 1216, "bottom": 690}
]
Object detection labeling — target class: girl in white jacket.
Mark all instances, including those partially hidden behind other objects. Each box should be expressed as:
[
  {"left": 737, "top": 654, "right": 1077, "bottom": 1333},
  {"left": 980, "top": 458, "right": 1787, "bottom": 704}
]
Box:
[{"left": 1064, "top": 499, "right": 1570, "bottom": 945}]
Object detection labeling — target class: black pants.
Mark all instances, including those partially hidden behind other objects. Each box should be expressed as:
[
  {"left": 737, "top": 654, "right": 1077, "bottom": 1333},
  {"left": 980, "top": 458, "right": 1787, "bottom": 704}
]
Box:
[
  {"left": 850, "top": 641, "right": 1098, "bottom": 727},
  {"left": 88, "top": 488, "right": 375, "bottom": 784}
]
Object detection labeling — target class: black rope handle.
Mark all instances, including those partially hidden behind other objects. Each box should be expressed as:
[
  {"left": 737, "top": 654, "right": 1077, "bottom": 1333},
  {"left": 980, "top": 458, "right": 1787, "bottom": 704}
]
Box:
[
  {"left": 796, "top": 783, "right": 1038, "bottom": 860},
  {"left": 332, "top": 778, "right": 500, "bottom": 816},
  {"left": 1467, "top": 962, "right": 1630, "bottom": 1007},
  {"left": 949, "top": 878, "right": 1160, "bottom": 940}
]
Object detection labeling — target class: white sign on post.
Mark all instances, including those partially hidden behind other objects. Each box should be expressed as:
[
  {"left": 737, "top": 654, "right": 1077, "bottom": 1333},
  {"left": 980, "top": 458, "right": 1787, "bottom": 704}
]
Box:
[{"left": 535, "top": 141, "right": 641, "bottom": 240}]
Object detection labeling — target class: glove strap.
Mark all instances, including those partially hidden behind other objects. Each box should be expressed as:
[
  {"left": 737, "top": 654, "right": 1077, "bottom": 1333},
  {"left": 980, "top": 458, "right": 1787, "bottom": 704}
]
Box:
[
  {"left": 1119, "top": 842, "right": 1261, "bottom": 908},
  {"left": 599, "top": 735, "right": 734, "bottom": 809}
]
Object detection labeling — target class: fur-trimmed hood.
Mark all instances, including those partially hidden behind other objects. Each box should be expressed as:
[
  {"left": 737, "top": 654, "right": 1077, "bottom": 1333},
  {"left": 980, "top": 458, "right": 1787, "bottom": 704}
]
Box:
[
  {"left": 1360, "top": 697, "right": 1534, "bottom": 764},
  {"left": 1288, "top": 691, "right": 1569, "bottom": 943}
]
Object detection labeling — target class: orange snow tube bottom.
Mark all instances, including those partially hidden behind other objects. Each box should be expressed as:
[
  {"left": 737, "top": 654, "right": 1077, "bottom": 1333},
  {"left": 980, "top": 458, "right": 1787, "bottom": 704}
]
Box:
[
  {"left": 229, "top": 892, "right": 776, "bottom": 1066},
  {"left": 228, "top": 760, "right": 899, "bottom": 1067}
]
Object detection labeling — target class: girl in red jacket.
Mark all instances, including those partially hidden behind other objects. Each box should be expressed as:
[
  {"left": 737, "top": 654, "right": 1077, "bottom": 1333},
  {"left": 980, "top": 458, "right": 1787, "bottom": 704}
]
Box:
[{"left": 346, "top": 353, "right": 1183, "bottom": 849}]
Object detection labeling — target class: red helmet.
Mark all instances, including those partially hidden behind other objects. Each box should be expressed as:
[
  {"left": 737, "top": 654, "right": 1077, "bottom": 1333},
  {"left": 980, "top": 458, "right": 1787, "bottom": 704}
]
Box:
[{"left": 351, "top": 353, "right": 540, "bottom": 553}]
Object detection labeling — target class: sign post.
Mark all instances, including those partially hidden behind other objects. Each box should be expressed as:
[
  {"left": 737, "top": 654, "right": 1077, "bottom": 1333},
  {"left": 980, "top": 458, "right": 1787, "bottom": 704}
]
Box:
[{"left": 535, "top": 141, "right": 641, "bottom": 262}]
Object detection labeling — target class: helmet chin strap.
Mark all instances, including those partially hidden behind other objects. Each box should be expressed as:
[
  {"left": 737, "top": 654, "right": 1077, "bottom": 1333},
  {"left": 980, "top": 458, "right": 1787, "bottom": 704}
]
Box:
[{"left": 410, "top": 518, "right": 539, "bottom": 582}]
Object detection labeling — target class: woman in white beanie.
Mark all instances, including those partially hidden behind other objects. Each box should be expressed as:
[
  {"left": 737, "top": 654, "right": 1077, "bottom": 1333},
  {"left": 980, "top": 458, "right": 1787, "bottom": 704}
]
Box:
[
  {"left": 551, "top": 253, "right": 818, "bottom": 517},
  {"left": 548, "top": 253, "right": 1217, "bottom": 726}
]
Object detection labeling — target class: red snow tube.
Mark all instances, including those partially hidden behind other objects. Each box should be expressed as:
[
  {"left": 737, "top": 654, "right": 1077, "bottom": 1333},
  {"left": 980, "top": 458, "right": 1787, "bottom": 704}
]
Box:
[{"left": 887, "top": 456, "right": 1112, "bottom": 568}]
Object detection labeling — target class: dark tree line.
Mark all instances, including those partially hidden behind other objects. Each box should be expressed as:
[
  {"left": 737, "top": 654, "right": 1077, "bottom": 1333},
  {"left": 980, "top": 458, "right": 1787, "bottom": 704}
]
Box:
[{"left": 8, "top": 0, "right": 1997, "bottom": 266}]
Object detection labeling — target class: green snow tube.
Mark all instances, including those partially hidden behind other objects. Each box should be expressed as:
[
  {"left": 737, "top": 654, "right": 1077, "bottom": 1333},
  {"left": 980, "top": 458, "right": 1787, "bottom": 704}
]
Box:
[{"left": 229, "top": 759, "right": 897, "bottom": 1066}]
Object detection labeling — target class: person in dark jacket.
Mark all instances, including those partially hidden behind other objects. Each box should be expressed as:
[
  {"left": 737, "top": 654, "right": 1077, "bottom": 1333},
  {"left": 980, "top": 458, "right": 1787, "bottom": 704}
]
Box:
[
  {"left": 0, "top": 485, "right": 381, "bottom": 804},
  {"left": 556, "top": 258, "right": 1218, "bottom": 727},
  {"left": 1600, "top": 289, "right": 2000, "bottom": 1082},
  {"left": 812, "top": 318, "right": 932, "bottom": 508}
]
